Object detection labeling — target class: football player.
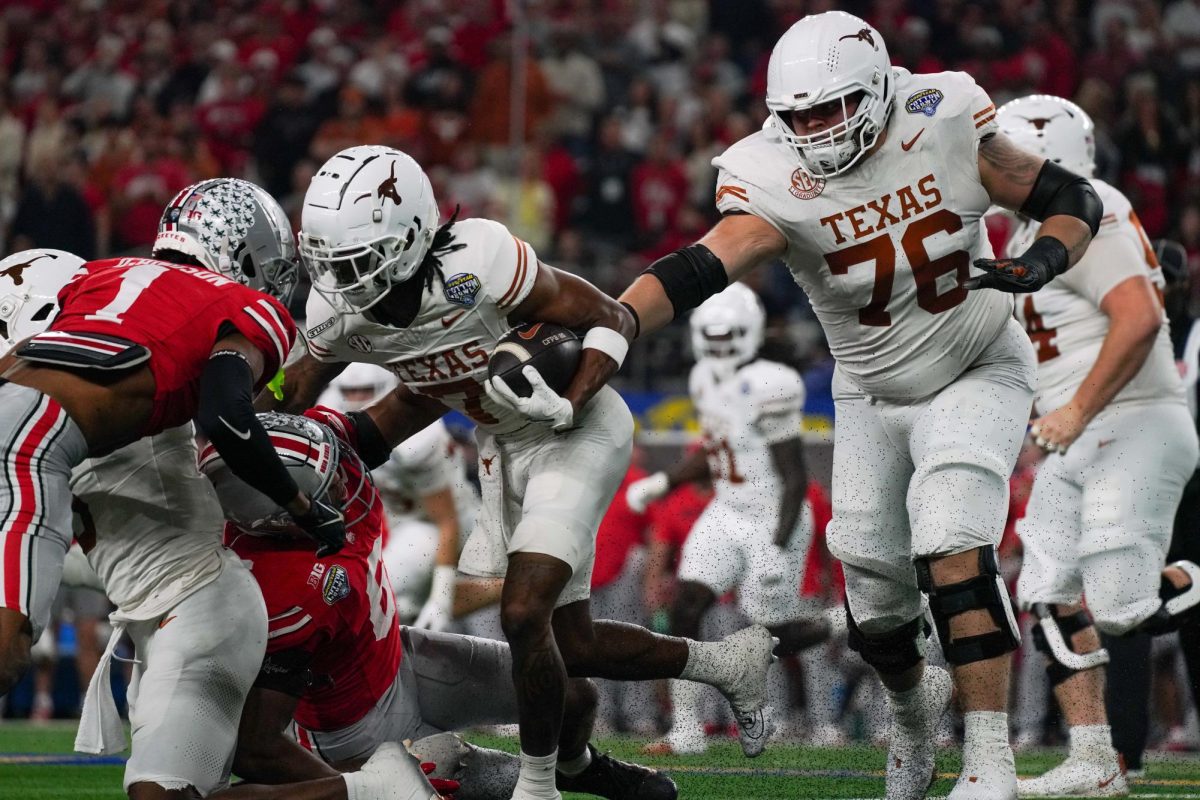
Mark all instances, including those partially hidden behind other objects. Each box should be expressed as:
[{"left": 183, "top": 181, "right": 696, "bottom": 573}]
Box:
[
  {"left": 205, "top": 409, "right": 677, "bottom": 800},
  {"left": 614, "top": 12, "right": 1104, "bottom": 799},
  {"left": 0, "top": 179, "right": 347, "bottom": 703},
  {"left": 0, "top": 246, "right": 422, "bottom": 800},
  {"left": 998, "top": 95, "right": 1200, "bottom": 798},
  {"left": 275, "top": 145, "right": 778, "bottom": 799},
  {"left": 624, "top": 283, "right": 831, "bottom": 754}
]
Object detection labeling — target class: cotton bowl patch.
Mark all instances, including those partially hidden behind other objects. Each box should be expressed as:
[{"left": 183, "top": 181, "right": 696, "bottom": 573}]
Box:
[
  {"left": 443, "top": 273, "right": 481, "bottom": 307},
  {"left": 322, "top": 564, "right": 350, "bottom": 605},
  {"left": 905, "top": 88, "right": 943, "bottom": 117}
]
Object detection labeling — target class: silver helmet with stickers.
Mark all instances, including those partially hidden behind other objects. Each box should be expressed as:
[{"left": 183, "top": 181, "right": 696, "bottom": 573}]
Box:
[
  {"left": 690, "top": 282, "right": 766, "bottom": 372},
  {"left": 299, "top": 146, "right": 440, "bottom": 315},
  {"left": 765, "top": 11, "right": 895, "bottom": 178},
  {"left": 0, "top": 249, "right": 86, "bottom": 349},
  {"left": 198, "top": 412, "right": 374, "bottom": 537},
  {"left": 153, "top": 178, "right": 299, "bottom": 304}
]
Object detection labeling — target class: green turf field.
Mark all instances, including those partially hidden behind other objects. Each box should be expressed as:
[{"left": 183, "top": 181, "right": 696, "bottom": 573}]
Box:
[{"left": 5, "top": 721, "right": 1200, "bottom": 799}]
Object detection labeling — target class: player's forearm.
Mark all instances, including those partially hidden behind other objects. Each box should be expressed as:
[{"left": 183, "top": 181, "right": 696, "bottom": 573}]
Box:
[
  {"left": 421, "top": 489, "right": 460, "bottom": 567},
  {"left": 773, "top": 479, "right": 807, "bottom": 549},
  {"left": 1035, "top": 218, "right": 1093, "bottom": 269},
  {"left": 234, "top": 734, "right": 341, "bottom": 784},
  {"left": 1070, "top": 316, "right": 1159, "bottom": 423},
  {"left": 665, "top": 446, "right": 711, "bottom": 488}
]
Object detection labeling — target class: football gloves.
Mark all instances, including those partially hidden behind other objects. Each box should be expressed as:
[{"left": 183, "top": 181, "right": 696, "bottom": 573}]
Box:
[
  {"left": 626, "top": 472, "right": 670, "bottom": 513},
  {"left": 486, "top": 366, "right": 574, "bottom": 431},
  {"left": 292, "top": 496, "right": 347, "bottom": 558},
  {"left": 964, "top": 256, "right": 1054, "bottom": 293}
]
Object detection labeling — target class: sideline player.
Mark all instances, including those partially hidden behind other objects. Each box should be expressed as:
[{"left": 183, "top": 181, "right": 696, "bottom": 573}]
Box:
[
  {"left": 625, "top": 283, "right": 830, "bottom": 754},
  {"left": 0, "top": 178, "right": 347, "bottom": 699},
  {"left": 612, "top": 12, "right": 1103, "bottom": 799},
  {"left": 0, "top": 247, "right": 431, "bottom": 800},
  {"left": 204, "top": 408, "right": 677, "bottom": 800},
  {"left": 275, "top": 145, "right": 778, "bottom": 798},
  {"left": 997, "top": 95, "right": 1200, "bottom": 798}
]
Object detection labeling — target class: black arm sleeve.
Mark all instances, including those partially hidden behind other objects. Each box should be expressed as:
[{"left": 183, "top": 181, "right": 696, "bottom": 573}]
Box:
[
  {"left": 345, "top": 410, "right": 393, "bottom": 470},
  {"left": 643, "top": 243, "right": 729, "bottom": 320},
  {"left": 1018, "top": 160, "right": 1103, "bottom": 236},
  {"left": 196, "top": 351, "right": 300, "bottom": 507}
]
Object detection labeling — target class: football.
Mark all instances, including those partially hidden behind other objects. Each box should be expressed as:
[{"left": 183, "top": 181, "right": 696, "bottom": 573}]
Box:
[{"left": 488, "top": 322, "right": 581, "bottom": 398}]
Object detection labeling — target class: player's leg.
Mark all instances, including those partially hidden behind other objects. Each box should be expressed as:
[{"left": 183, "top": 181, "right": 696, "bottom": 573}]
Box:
[
  {"left": 0, "top": 385, "right": 88, "bottom": 696},
  {"left": 825, "top": 378, "right": 950, "bottom": 800},
  {"left": 906, "top": 328, "right": 1033, "bottom": 800}
]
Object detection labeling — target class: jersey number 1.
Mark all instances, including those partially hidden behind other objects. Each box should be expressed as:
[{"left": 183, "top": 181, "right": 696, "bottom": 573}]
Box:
[
  {"left": 824, "top": 209, "right": 969, "bottom": 326},
  {"left": 85, "top": 263, "right": 170, "bottom": 324}
]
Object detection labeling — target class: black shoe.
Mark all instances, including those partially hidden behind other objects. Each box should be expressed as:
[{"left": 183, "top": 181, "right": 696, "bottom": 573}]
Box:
[{"left": 556, "top": 744, "right": 678, "bottom": 800}]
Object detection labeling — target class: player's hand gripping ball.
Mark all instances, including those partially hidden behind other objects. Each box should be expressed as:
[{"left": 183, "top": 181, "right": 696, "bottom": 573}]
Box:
[{"left": 487, "top": 322, "right": 581, "bottom": 397}]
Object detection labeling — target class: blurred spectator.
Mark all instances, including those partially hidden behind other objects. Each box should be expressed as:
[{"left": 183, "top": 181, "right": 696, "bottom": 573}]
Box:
[
  {"left": 1167, "top": 0, "right": 1200, "bottom": 73},
  {"left": 1117, "top": 75, "right": 1186, "bottom": 237},
  {"left": 631, "top": 133, "right": 689, "bottom": 239},
  {"left": 540, "top": 23, "right": 605, "bottom": 151},
  {"left": 254, "top": 73, "right": 322, "bottom": 199},
  {"left": 581, "top": 114, "right": 638, "bottom": 248},
  {"left": 467, "top": 34, "right": 553, "bottom": 153},
  {"left": 497, "top": 147, "right": 556, "bottom": 253},
  {"left": 10, "top": 147, "right": 96, "bottom": 259},
  {"left": 309, "top": 85, "right": 386, "bottom": 164},
  {"left": 62, "top": 34, "right": 135, "bottom": 121},
  {"left": 108, "top": 132, "right": 190, "bottom": 252}
]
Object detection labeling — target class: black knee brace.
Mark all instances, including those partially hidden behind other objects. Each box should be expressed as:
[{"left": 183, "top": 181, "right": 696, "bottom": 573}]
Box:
[
  {"left": 1131, "top": 562, "right": 1200, "bottom": 636},
  {"left": 915, "top": 547, "right": 1020, "bottom": 665},
  {"left": 845, "top": 600, "right": 931, "bottom": 675},
  {"left": 1029, "top": 604, "right": 1109, "bottom": 686}
]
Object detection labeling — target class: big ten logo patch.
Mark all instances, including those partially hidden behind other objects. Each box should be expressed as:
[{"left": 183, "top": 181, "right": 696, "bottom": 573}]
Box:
[
  {"left": 789, "top": 169, "right": 826, "bottom": 200},
  {"left": 306, "top": 562, "right": 327, "bottom": 589}
]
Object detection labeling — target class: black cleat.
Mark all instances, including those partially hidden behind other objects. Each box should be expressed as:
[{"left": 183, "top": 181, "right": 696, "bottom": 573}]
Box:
[{"left": 556, "top": 744, "right": 678, "bottom": 800}]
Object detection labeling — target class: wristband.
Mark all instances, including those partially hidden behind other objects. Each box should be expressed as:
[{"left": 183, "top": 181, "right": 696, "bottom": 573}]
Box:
[
  {"left": 620, "top": 302, "right": 641, "bottom": 339},
  {"left": 582, "top": 326, "right": 630, "bottom": 368}
]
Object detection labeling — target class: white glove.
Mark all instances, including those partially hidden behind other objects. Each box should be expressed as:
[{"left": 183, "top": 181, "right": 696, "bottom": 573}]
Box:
[
  {"left": 625, "top": 471, "right": 670, "bottom": 513},
  {"left": 413, "top": 565, "right": 456, "bottom": 632},
  {"left": 485, "top": 365, "right": 574, "bottom": 431}
]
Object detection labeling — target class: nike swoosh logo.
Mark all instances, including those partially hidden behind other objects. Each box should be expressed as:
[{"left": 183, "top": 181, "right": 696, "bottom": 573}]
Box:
[
  {"left": 441, "top": 311, "right": 465, "bottom": 328},
  {"left": 219, "top": 416, "right": 252, "bottom": 441},
  {"left": 158, "top": 615, "right": 177, "bottom": 629},
  {"left": 901, "top": 129, "right": 925, "bottom": 151},
  {"left": 1098, "top": 439, "right": 1115, "bottom": 449},
  {"left": 1098, "top": 772, "right": 1119, "bottom": 788},
  {"left": 738, "top": 708, "right": 767, "bottom": 739},
  {"left": 517, "top": 323, "right": 544, "bottom": 340}
]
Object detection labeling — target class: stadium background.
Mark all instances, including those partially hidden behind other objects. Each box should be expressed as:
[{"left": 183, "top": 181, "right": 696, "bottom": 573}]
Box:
[{"left": 4, "top": 0, "right": 1200, "bottom": 795}]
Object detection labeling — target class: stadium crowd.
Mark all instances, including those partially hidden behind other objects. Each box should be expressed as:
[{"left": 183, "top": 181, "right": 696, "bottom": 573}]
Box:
[{"left": 4, "top": 0, "right": 1200, "bottom": 779}]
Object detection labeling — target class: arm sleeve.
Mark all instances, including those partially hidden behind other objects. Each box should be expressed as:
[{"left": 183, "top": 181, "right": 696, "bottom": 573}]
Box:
[{"left": 196, "top": 351, "right": 300, "bottom": 507}]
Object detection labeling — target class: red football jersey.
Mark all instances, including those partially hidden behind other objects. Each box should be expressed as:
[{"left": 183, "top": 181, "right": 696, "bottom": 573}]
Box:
[
  {"left": 49, "top": 257, "right": 295, "bottom": 436},
  {"left": 231, "top": 407, "right": 401, "bottom": 732}
]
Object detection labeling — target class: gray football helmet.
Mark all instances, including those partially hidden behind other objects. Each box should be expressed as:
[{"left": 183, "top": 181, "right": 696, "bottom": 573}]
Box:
[{"left": 154, "top": 178, "right": 299, "bottom": 304}]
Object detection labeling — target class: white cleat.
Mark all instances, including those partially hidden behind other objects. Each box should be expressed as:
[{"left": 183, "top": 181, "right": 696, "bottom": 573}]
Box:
[
  {"left": 948, "top": 741, "right": 1017, "bottom": 800},
  {"left": 353, "top": 741, "right": 444, "bottom": 800},
  {"left": 715, "top": 625, "right": 779, "bottom": 758},
  {"left": 886, "top": 665, "right": 953, "bottom": 800},
  {"left": 1017, "top": 754, "right": 1128, "bottom": 797}
]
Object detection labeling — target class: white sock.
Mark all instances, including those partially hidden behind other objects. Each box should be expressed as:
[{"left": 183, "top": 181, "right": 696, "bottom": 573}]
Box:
[
  {"left": 679, "top": 639, "right": 733, "bottom": 688},
  {"left": 1069, "top": 724, "right": 1114, "bottom": 760},
  {"left": 556, "top": 746, "right": 592, "bottom": 777},
  {"left": 514, "top": 749, "right": 559, "bottom": 799},
  {"left": 670, "top": 678, "right": 706, "bottom": 733},
  {"left": 963, "top": 711, "right": 1010, "bottom": 748}
]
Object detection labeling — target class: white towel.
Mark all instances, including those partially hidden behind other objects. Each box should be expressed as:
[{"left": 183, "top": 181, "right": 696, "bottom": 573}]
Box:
[{"left": 74, "top": 621, "right": 130, "bottom": 755}]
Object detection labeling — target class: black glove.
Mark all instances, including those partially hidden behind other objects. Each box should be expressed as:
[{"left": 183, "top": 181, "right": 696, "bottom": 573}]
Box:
[
  {"left": 292, "top": 497, "right": 346, "bottom": 558},
  {"left": 964, "top": 236, "right": 1069, "bottom": 293}
]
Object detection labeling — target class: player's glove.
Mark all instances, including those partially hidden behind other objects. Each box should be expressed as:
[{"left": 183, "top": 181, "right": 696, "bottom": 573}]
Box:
[
  {"left": 292, "top": 496, "right": 347, "bottom": 558},
  {"left": 485, "top": 366, "right": 574, "bottom": 431},
  {"left": 625, "top": 471, "right": 670, "bottom": 513},
  {"left": 421, "top": 761, "right": 461, "bottom": 799},
  {"left": 964, "top": 236, "right": 1070, "bottom": 293},
  {"left": 413, "top": 565, "right": 456, "bottom": 631}
]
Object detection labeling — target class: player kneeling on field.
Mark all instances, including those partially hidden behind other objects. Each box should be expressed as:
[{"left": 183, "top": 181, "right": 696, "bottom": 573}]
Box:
[{"left": 202, "top": 408, "right": 678, "bottom": 800}]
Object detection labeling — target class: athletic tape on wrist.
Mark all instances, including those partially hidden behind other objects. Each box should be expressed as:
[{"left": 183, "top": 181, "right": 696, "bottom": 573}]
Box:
[{"left": 582, "top": 326, "right": 629, "bottom": 367}]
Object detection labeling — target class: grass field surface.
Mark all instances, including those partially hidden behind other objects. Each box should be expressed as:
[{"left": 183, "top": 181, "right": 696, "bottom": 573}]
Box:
[{"left": 5, "top": 721, "right": 1200, "bottom": 799}]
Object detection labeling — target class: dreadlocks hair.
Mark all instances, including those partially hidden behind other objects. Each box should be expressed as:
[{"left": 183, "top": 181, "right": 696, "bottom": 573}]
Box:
[{"left": 415, "top": 205, "right": 468, "bottom": 294}]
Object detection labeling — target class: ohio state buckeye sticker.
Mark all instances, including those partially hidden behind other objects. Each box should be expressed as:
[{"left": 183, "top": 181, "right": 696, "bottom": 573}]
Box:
[{"left": 789, "top": 168, "right": 826, "bottom": 200}]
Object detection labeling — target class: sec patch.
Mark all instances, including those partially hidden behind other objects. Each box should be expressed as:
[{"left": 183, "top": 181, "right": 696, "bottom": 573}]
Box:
[
  {"left": 322, "top": 564, "right": 351, "bottom": 605},
  {"left": 444, "top": 272, "right": 481, "bottom": 307},
  {"left": 905, "top": 88, "right": 944, "bottom": 117}
]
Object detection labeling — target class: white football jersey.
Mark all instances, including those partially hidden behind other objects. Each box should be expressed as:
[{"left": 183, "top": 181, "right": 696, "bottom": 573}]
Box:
[
  {"left": 690, "top": 358, "right": 805, "bottom": 513},
  {"left": 713, "top": 69, "right": 1014, "bottom": 401},
  {"left": 1009, "top": 179, "right": 1185, "bottom": 414},
  {"left": 373, "top": 419, "right": 479, "bottom": 529},
  {"left": 305, "top": 218, "right": 539, "bottom": 435},
  {"left": 70, "top": 424, "right": 227, "bottom": 619}
]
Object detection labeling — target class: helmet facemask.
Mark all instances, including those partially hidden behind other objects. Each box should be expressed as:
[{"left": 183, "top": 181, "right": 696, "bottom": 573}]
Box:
[
  {"left": 769, "top": 78, "right": 892, "bottom": 178},
  {"left": 299, "top": 221, "right": 434, "bottom": 315}
]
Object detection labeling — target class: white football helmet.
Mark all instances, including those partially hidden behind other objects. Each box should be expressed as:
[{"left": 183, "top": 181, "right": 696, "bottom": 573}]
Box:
[
  {"left": 690, "top": 283, "right": 765, "bottom": 373},
  {"left": 765, "top": 11, "right": 895, "bottom": 177},
  {"left": 299, "top": 146, "right": 440, "bottom": 315},
  {"left": 0, "top": 249, "right": 86, "bottom": 349},
  {"left": 199, "top": 412, "right": 376, "bottom": 536},
  {"left": 329, "top": 363, "right": 398, "bottom": 412},
  {"left": 153, "top": 178, "right": 299, "bottom": 303},
  {"left": 996, "top": 95, "right": 1095, "bottom": 177}
]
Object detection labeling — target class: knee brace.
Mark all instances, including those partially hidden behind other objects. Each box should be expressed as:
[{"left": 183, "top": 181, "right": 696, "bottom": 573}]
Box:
[
  {"left": 915, "top": 546, "right": 1020, "bottom": 665},
  {"left": 1131, "top": 560, "right": 1200, "bottom": 636},
  {"left": 845, "top": 600, "right": 930, "bottom": 675},
  {"left": 1029, "top": 604, "right": 1109, "bottom": 686}
]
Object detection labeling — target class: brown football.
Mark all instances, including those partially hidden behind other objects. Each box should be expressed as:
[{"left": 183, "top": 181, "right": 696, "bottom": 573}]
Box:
[{"left": 487, "top": 322, "right": 581, "bottom": 398}]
